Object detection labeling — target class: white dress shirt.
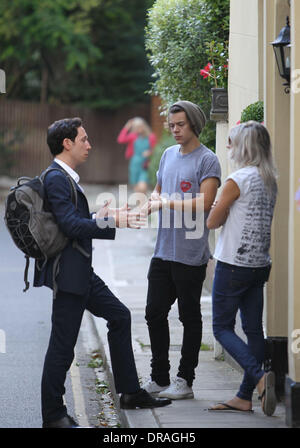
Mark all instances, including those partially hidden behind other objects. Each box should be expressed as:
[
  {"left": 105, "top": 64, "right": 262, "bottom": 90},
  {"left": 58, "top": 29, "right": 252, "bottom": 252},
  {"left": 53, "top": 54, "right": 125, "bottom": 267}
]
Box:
[{"left": 54, "top": 158, "right": 84, "bottom": 193}]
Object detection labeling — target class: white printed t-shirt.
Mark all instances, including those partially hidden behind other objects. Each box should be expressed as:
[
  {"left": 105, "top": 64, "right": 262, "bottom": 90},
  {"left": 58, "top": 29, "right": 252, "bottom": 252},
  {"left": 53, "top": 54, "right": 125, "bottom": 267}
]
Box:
[{"left": 214, "top": 166, "right": 276, "bottom": 267}]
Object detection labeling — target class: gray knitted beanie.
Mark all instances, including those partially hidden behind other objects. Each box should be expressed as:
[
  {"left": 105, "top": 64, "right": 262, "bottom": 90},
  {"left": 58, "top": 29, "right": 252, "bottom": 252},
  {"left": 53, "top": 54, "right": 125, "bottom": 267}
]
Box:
[{"left": 171, "top": 100, "right": 207, "bottom": 136}]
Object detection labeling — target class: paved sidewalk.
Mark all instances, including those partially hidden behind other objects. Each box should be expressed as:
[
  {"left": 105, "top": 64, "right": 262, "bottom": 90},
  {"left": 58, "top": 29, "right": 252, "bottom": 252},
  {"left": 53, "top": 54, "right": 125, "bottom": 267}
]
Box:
[{"left": 82, "top": 184, "right": 287, "bottom": 429}]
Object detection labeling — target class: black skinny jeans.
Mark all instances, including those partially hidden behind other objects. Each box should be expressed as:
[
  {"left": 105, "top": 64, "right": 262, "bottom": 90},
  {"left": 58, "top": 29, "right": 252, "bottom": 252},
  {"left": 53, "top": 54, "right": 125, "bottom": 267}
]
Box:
[{"left": 145, "top": 258, "right": 207, "bottom": 387}]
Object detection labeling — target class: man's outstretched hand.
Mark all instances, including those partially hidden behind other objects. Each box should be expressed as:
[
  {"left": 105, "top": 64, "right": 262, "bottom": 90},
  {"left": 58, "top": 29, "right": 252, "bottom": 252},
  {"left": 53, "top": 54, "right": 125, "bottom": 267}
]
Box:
[
  {"left": 140, "top": 192, "right": 164, "bottom": 216},
  {"left": 96, "top": 201, "right": 147, "bottom": 229},
  {"left": 114, "top": 203, "right": 148, "bottom": 229}
]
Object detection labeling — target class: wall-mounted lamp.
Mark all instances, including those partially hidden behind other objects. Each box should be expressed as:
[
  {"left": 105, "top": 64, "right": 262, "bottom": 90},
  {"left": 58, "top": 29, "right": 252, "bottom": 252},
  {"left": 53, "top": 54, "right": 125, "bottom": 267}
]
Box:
[{"left": 271, "top": 16, "right": 291, "bottom": 93}]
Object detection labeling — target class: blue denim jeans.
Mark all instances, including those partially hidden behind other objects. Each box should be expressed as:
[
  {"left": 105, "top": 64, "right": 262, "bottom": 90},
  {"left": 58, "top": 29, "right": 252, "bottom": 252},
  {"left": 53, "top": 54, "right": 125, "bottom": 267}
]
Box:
[{"left": 212, "top": 261, "right": 271, "bottom": 401}]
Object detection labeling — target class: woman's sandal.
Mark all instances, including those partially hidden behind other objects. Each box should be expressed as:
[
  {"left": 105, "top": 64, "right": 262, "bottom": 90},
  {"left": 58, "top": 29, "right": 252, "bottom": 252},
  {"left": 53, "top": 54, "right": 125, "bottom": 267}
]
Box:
[
  {"left": 258, "top": 371, "right": 277, "bottom": 416},
  {"left": 208, "top": 402, "right": 254, "bottom": 413}
]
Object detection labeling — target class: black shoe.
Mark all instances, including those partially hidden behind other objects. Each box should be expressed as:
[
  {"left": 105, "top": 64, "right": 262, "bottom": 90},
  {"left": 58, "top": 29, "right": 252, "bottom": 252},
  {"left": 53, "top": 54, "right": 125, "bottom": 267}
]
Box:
[
  {"left": 120, "top": 388, "right": 172, "bottom": 409},
  {"left": 43, "top": 414, "right": 80, "bottom": 428}
]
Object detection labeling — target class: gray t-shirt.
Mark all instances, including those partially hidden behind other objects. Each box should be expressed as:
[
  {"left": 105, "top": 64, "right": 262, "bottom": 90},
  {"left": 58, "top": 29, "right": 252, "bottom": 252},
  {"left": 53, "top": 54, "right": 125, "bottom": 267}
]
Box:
[{"left": 154, "top": 144, "right": 221, "bottom": 266}]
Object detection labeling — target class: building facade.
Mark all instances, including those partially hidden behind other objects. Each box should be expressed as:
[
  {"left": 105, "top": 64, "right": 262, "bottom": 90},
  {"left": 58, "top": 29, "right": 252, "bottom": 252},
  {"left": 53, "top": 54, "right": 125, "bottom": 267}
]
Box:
[{"left": 215, "top": 0, "right": 300, "bottom": 427}]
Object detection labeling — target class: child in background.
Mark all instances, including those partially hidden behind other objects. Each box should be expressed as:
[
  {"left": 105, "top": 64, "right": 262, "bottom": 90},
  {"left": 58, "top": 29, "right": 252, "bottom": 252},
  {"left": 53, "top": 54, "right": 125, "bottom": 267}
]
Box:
[{"left": 117, "top": 117, "right": 157, "bottom": 194}]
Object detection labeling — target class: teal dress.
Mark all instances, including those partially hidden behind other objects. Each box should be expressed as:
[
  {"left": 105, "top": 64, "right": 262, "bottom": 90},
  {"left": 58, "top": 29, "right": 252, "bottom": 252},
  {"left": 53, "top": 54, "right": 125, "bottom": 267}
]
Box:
[{"left": 129, "top": 136, "right": 150, "bottom": 185}]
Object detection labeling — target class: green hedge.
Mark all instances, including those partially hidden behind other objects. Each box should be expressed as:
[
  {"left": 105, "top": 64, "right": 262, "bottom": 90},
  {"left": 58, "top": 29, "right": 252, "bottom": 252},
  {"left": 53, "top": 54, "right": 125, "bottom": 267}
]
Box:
[
  {"left": 240, "top": 101, "right": 264, "bottom": 123},
  {"left": 145, "top": 0, "right": 229, "bottom": 186},
  {"left": 145, "top": 0, "right": 229, "bottom": 116}
]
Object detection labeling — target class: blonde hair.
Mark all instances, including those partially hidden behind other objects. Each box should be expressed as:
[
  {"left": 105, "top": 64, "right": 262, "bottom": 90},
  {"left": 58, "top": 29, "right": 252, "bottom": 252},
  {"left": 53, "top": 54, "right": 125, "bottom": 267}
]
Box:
[
  {"left": 228, "top": 121, "right": 278, "bottom": 195},
  {"left": 131, "top": 117, "right": 152, "bottom": 137}
]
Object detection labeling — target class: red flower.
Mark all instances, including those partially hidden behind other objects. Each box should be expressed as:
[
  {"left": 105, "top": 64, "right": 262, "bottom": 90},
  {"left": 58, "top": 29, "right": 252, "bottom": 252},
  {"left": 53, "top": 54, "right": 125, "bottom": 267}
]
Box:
[
  {"left": 200, "top": 69, "right": 209, "bottom": 79},
  {"left": 200, "top": 63, "right": 213, "bottom": 79}
]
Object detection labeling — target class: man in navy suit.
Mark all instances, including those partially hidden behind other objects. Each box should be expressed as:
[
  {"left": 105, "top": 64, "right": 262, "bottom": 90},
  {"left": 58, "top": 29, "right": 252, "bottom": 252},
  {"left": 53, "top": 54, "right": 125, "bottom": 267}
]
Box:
[{"left": 35, "top": 117, "right": 171, "bottom": 428}]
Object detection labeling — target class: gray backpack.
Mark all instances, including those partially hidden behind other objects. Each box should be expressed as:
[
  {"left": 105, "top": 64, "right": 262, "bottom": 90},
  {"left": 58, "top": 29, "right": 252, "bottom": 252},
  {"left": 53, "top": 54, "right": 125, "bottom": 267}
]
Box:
[{"left": 4, "top": 168, "right": 78, "bottom": 293}]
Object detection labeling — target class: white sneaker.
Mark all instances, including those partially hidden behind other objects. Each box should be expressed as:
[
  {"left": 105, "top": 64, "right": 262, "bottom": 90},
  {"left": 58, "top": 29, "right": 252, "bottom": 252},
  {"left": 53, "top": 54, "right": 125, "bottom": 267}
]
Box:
[
  {"left": 142, "top": 379, "right": 169, "bottom": 395},
  {"left": 158, "top": 377, "right": 194, "bottom": 400}
]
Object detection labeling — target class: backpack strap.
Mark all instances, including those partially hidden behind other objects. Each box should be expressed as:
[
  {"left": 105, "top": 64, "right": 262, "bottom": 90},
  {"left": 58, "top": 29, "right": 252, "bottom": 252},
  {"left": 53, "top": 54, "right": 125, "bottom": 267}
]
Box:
[
  {"left": 23, "top": 255, "right": 30, "bottom": 292},
  {"left": 40, "top": 167, "right": 78, "bottom": 207},
  {"left": 17, "top": 177, "right": 33, "bottom": 187},
  {"left": 40, "top": 167, "right": 90, "bottom": 299},
  {"left": 72, "top": 240, "right": 90, "bottom": 258},
  {"left": 52, "top": 252, "right": 63, "bottom": 300}
]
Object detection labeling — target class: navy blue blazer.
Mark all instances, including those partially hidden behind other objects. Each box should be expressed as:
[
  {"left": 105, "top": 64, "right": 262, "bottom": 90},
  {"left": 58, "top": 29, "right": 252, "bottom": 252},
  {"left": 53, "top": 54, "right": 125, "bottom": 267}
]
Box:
[{"left": 33, "top": 161, "right": 116, "bottom": 295}]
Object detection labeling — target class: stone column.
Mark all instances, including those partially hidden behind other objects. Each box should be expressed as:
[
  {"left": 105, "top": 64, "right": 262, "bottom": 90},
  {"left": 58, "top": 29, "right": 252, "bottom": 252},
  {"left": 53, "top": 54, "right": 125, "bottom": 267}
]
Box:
[
  {"left": 286, "top": 0, "right": 300, "bottom": 428},
  {"left": 264, "top": 0, "right": 290, "bottom": 399}
]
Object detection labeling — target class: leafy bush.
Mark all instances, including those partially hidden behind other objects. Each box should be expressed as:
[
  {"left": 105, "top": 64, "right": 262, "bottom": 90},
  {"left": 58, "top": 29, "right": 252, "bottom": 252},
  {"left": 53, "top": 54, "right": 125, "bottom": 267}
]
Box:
[
  {"left": 145, "top": 0, "right": 229, "bottom": 181},
  {"left": 240, "top": 101, "right": 264, "bottom": 123},
  {"left": 145, "top": 0, "right": 229, "bottom": 153},
  {"left": 200, "top": 41, "right": 228, "bottom": 88},
  {"left": 146, "top": 0, "right": 208, "bottom": 114},
  {"left": 0, "top": 0, "right": 153, "bottom": 109},
  {"left": 200, "top": 120, "right": 216, "bottom": 150},
  {"left": 145, "top": 0, "right": 229, "bottom": 114}
]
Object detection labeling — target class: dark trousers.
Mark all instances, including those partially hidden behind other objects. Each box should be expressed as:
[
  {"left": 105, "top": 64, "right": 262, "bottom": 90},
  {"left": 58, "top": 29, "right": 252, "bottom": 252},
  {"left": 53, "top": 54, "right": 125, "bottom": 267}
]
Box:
[
  {"left": 41, "top": 271, "right": 140, "bottom": 423},
  {"left": 145, "top": 258, "right": 207, "bottom": 387},
  {"left": 212, "top": 261, "right": 271, "bottom": 401}
]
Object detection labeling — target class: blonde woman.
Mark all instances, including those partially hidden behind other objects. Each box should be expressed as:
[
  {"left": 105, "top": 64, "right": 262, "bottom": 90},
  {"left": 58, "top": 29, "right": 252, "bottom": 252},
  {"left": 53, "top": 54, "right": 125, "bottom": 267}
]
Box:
[
  {"left": 207, "top": 121, "right": 278, "bottom": 416},
  {"left": 117, "top": 117, "right": 157, "bottom": 194}
]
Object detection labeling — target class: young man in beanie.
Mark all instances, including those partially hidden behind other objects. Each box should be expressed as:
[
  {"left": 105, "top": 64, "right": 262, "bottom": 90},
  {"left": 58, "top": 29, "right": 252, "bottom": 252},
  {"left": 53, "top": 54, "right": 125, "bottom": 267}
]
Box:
[{"left": 142, "top": 101, "right": 221, "bottom": 399}]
